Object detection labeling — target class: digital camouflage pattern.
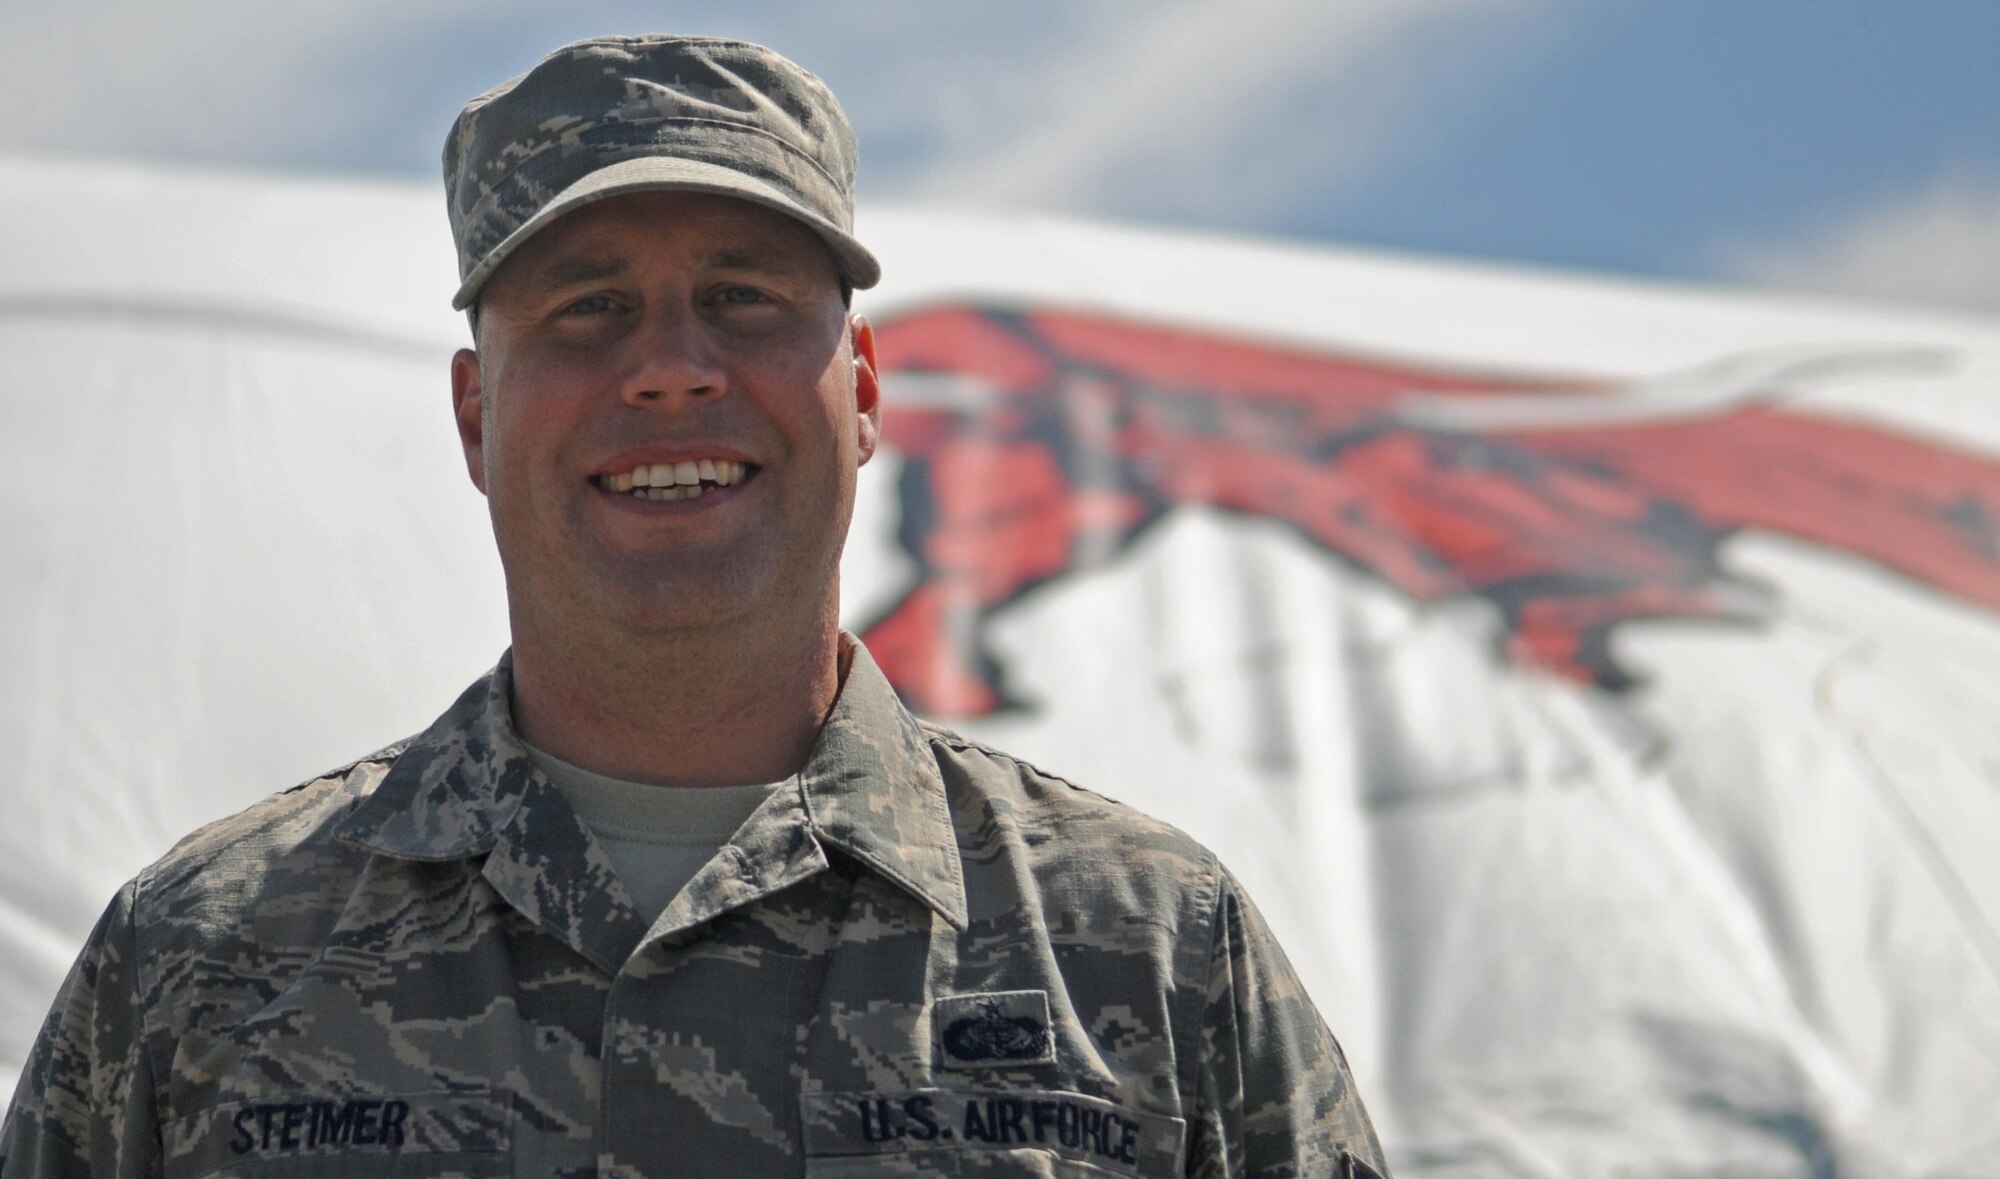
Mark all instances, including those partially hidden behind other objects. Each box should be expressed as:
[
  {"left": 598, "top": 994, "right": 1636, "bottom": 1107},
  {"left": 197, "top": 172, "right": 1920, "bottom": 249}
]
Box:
[
  {"left": 0, "top": 639, "right": 1388, "bottom": 1177},
  {"left": 443, "top": 34, "right": 881, "bottom": 311}
]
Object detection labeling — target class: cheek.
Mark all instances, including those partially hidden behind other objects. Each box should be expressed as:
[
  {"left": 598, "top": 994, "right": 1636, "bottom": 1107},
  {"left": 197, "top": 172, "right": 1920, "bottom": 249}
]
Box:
[
  {"left": 799, "top": 355, "right": 861, "bottom": 437},
  {"left": 806, "top": 391, "right": 861, "bottom": 460},
  {"left": 487, "top": 369, "right": 590, "bottom": 472}
]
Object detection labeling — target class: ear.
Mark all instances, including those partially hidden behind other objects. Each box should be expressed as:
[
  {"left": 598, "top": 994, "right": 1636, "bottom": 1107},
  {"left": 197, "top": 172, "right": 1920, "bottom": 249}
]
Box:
[
  {"left": 849, "top": 313, "right": 881, "bottom": 466},
  {"left": 449, "top": 347, "right": 489, "bottom": 495}
]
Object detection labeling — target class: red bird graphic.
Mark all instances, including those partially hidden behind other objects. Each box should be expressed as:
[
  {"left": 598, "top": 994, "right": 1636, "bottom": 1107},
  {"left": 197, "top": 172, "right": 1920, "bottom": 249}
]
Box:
[{"left": 859, "top": 305, "right": 2000, "bottom": 717}]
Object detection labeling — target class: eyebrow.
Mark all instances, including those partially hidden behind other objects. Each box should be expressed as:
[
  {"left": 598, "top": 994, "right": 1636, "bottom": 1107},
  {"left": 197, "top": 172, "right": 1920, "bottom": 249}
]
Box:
[
  {"left": 704, "top": 247, "right": 812, "bottom": 277},
  {"left": 529, "top": 247, "right": 811, "bottom": 290},
  {"left": 536, "top": 256, "right": 629, "bottom": 288}
]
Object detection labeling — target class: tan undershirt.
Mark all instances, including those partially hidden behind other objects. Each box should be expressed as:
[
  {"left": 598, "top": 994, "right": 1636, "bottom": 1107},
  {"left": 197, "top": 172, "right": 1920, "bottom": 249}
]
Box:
[{"left": 523, "top": 743, "right": 781, "bottom": 924}]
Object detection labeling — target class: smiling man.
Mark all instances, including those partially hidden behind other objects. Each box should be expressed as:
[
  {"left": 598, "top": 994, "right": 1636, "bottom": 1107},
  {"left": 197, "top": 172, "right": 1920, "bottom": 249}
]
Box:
[
  {"left": 0, "top": 35, "right": 1390, "bottom": 1179},
  {"left": 458, "top": 189, "right": 874, "bottom": 791}
]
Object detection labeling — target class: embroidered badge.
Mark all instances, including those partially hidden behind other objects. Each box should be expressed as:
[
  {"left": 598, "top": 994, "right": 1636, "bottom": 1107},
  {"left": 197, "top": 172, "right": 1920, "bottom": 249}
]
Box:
[{"left": 936, "top": 990, "right": 1055, "bottom": 1068}]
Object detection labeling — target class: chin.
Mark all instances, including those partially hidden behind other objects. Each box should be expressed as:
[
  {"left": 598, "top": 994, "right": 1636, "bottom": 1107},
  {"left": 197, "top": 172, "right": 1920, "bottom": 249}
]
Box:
[{"left": 599, "top": 560, "right": 773, "bottom": 634}]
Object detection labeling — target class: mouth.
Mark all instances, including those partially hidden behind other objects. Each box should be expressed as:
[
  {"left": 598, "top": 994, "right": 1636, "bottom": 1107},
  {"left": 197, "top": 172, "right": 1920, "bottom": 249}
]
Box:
[{"left": 590, "top": 458, "right": 758, "bottom": 502}]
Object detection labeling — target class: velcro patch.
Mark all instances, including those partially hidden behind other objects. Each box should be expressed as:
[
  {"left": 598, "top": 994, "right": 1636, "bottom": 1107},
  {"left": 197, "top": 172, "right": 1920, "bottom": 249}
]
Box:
[
  {"left": 801, "top": 1088, "right": 1186, "bottom": 1177},
  {"left": 935, "top": 990, "right": 1055, "bottom": 1068}
]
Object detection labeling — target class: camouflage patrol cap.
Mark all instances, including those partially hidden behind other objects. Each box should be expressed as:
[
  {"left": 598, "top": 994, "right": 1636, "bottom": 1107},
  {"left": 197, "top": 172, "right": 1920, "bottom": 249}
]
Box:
[{"left": 443, "top": 34, "right": 880, "bottom": 311}]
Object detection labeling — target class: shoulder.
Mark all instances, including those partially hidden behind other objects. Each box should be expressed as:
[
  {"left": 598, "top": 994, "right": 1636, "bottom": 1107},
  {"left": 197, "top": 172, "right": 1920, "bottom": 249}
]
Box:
[
  {"left": 919, "top": 721, "right": 1226, "bottom": 916},
  {"left": 130, "top": 738, "right": 415, "bottom": 925}
]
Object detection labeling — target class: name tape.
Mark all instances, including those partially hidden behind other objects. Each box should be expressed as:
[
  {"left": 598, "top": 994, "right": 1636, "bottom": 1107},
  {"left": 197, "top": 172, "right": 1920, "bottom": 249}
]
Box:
[{"left": 165, "top": 1091, "right": 510, "bottom": 1172}]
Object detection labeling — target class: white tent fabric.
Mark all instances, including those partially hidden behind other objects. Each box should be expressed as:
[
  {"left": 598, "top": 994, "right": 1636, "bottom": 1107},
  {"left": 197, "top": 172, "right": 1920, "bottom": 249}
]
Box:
[{"left": 4, "top": 155, "right": 1998, "bottom": 1177}]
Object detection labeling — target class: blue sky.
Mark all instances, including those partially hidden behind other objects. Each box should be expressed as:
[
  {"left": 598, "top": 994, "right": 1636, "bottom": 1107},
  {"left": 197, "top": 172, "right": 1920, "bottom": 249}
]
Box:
[
  {"left": 1302, "top": 2, "right": 2000, "bottom": 279},
  {"left": 5, "top": 0, "right": 1997, "bottom": 312}
]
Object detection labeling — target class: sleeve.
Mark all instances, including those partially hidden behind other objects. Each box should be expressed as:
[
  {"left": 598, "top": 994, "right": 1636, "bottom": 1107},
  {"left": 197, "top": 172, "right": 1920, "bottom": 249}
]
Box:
[
  {"left": 0, "top": 880, "right": 161, "bottom": 1179},
  {"left": 1185, "top": 867, "right": 1391, "bottom": 1179}
]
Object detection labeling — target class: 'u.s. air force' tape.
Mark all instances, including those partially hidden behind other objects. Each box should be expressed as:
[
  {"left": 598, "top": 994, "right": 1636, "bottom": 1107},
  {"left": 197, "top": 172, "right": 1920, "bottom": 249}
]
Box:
[{"left": 800, "top": 1088, "right": 1185, "bottom": 1176}]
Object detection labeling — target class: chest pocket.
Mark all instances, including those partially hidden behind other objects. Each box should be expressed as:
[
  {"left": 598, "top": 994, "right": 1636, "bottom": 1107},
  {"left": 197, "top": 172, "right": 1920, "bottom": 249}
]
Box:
[
  {"left": 801, "top": 1088, "right": 1184, "bottom": 1177},
  {"left": 165, "top": 1090, "right": 512, "bottom": 1179}
]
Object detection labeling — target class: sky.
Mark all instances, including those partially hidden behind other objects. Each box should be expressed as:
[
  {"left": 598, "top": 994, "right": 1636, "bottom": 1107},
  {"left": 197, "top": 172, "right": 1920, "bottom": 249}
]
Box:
[{"left": 4, "top": 0, "right": 1997, "bottom": 315}]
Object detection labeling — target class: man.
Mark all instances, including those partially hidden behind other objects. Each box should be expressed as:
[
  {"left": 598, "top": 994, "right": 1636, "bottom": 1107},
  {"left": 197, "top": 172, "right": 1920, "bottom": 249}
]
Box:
[{"left": 0, "top": 34, "right": 1390, "bottom": 1178}]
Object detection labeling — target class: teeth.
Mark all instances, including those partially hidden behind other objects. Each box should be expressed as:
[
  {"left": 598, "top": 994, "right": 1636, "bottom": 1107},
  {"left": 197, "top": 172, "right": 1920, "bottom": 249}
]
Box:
[
  {"left": 601, "top": 459, "right": 752, "bottom": 495},
  {"left": 636, "top": 484, "right": 709, "bottom": 501}
]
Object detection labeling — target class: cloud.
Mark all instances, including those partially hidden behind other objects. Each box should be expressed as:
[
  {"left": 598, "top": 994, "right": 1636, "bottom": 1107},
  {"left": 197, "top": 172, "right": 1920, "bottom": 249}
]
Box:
[
  {"left": 886, "top": 0, "right": 1541, "bottom": 229},
  {"left": 1715, "top": 170, "right": 2000, "bottom": 317},
  {"left": 0, "top": 1, "right": 465, "bottom": 166},
  {"left": 0, "top": 0, "right": 1543, "bottom": 240},
  {"left": 0, "top": 1, "right": 832, "bottom": 172}
]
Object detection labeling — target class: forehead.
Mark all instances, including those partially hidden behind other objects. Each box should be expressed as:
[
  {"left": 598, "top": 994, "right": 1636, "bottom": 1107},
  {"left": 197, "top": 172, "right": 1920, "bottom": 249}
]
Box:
[{"left": 487, "top": 190, "right": 839, "bottom": 295}]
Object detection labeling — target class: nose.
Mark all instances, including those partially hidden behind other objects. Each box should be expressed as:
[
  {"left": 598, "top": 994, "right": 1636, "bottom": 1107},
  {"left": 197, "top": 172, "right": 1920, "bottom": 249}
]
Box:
[{"left": 621, "top": 304, "right": 725, "bottom": 408}]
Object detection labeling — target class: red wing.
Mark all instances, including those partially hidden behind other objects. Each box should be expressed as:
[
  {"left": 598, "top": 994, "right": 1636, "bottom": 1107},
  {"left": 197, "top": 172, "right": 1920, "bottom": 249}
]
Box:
[{"left": 865, "top": 305, "right": 2000, "bottom": 716}]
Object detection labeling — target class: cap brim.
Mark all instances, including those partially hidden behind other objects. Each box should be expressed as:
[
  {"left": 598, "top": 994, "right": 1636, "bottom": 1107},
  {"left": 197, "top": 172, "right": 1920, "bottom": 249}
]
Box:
[{"left": 451, "top": 155, "right": 881, "bottom": 310}]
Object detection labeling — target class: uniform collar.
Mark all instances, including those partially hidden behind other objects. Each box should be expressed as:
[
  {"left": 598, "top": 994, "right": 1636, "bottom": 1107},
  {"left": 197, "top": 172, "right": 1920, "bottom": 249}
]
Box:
[
  {"left": 333, "top": 635, "right": 968, "bottom": 932},
  {"left": 331, "top": 653, "right": 536, "bottom": 862},
  {"left": 797, "top": 634, "right": 967, "bottom": 930}
]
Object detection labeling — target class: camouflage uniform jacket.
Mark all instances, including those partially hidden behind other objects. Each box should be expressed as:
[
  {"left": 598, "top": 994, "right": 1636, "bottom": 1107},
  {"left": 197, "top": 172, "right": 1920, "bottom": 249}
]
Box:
[{"left": 1, "top": 640, "right": 1389, "bottom": 1178}]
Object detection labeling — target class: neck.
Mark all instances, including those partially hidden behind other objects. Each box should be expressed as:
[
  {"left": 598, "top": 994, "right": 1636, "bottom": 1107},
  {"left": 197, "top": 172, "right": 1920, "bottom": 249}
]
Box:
[{"left": 506, "top": 603, "right": 844, "bottom": 787}]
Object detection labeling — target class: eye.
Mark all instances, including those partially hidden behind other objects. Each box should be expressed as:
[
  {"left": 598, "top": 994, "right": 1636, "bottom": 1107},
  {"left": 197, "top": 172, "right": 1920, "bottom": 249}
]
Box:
[
  {"left": 710, "top": 284, "right": 771, "bottom": 307},
  {"left": 562, "top": 293, "right": 619, "bottom": 316}
]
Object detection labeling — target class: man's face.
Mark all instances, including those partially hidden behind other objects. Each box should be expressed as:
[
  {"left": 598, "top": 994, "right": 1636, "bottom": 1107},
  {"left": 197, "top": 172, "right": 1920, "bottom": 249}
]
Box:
[{"left": 450, "top": 190, "right": 879, "bottom": 638}]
